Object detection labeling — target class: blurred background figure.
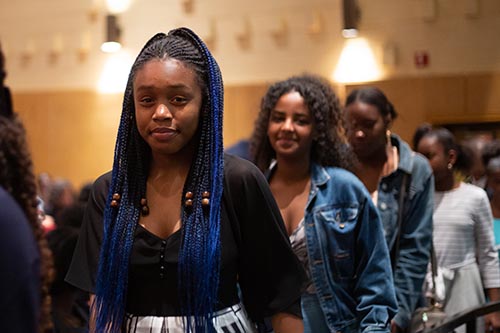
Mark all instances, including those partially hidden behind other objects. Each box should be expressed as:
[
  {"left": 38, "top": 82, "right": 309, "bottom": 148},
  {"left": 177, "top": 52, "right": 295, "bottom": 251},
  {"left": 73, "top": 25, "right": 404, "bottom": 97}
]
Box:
[
  {"left": 46, "top": 178, "right": 76, "bottom": 225},
  {"left": 415, "top": 125, "right": 500, "bottom": 333},
  {"left": 461, "top": 134, "right": 493, "bottom": 189},
  {"left": 482, "top": 139, "right": 500, "bottom": 260},
  {"left": 0, "top": 41, "right": 54, "bottom": 333}
]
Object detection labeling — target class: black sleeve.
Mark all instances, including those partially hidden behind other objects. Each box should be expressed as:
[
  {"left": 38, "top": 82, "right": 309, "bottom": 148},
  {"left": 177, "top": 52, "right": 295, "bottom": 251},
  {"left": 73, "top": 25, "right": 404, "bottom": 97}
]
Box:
[
  {"left": 223, "top": 155, "right": 306, "bottom": 320},
  {"left": 65, "top": 172, "right": 111, "bottom": 293}
]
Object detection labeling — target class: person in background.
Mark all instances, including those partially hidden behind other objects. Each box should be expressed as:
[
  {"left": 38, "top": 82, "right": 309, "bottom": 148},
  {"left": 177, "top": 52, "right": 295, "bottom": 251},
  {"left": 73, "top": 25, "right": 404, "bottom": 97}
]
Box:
[
  {"left": 482, "top": 139, "right": 500, "bottom": 260},
  {"left": 0, "top": 42, "right": 54, "bottom": 333},
  {"left": 66, "top": 28, "right": 306, "bottom": 333},
  {"left": 462, "top": 134, "right": 493, "bottom": 189},
  {"left": 344, "top": 87, "right": 434, "bottom": 333},
  {"left": 251, "top": 74, "right": 397, "bottom": 333},
  {"left": 47, "top": 178, "right": 76, "bottom": 224},
  {"left": 225, "top": 138, "right": 251, "bottom": 160},
  {"left": 416, "top": 126, "right": 500, "bottom": 333}
]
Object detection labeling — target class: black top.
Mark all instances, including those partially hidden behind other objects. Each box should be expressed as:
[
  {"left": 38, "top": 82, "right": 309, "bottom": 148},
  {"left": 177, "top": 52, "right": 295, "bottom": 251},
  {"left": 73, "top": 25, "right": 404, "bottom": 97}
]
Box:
[
  {"left": 0, "top": 186, "right": 40, "bottom": 333},
  {"left": 66, "top": 154, "right": 305, "bottom": 320}
]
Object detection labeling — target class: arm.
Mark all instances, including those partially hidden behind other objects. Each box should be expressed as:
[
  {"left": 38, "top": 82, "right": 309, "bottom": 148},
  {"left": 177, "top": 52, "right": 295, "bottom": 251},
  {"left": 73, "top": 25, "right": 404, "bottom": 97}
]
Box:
[
  {"left": 473, "top": 190, "right": 500, "bottom": 332},
  {"left": 223, "top": 157, "right": 306, "bottom": 323},
  {"left": 392, "top": 173, "right": 434, "bottom": 330},
  {"left": 271, "top": 313, "right": 304, "bottom": 333},
  {"left": 355, "top": 196, "right": 399, "bottom": 333}
]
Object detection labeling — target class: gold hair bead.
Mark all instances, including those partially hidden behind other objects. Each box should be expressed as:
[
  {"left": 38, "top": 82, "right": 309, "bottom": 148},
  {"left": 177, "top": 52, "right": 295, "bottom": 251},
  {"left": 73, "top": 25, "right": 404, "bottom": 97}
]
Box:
[
  {"left": 111, "top": 200, "right": 119, "bottom": 207},
  {"left": 140, "top": 198, "right": 148, "bottom": 206},
  {"left": 185, "top": 199, "right": 193, "bottom": 207},
  {"left": 112, "top": 193, "right": 121, "bottom": 200},
  {"left": 202, "top": 191, "right": 210, "bottom": 198},
  {"left": 201, "top": 198, "right": 210, "bottom": 206},
  {"left": 185, "top": 191, "right": 194, "bottom": 199},
  {"left": 141, "top": 205, "right": 150, "bottom": 216}
]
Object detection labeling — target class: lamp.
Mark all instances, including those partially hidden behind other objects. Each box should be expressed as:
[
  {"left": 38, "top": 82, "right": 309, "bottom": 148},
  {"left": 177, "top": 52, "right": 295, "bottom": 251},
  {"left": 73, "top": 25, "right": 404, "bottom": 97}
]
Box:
[
  {"left": 101, "top": 14, "right": 122, "bottom": 53},
  {"left": 342, "top": 0, "right": 360, "bottom": 38}
]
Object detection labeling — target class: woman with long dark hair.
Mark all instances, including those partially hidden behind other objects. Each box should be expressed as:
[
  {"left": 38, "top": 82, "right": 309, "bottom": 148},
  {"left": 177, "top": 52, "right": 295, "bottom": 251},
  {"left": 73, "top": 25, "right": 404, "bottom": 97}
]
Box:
[
  {"left": 416, "top": 126, "right": 500, "bottom": 333},
  {"left": 66, "top": 28, "right": 305, "bottom": 333},
  {"left": 251, "top": 74, "right": 397, "bottom": 333}
]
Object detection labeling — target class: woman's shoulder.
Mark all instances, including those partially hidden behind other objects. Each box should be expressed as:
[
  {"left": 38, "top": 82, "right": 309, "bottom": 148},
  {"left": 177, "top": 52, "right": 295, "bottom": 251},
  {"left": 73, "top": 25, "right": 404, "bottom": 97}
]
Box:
[
  {"left": 459, "top": 182, "right": 488, "bottom": 200},
  {"left": 224, "top": 153, "right": 262, "bottom": 179}
]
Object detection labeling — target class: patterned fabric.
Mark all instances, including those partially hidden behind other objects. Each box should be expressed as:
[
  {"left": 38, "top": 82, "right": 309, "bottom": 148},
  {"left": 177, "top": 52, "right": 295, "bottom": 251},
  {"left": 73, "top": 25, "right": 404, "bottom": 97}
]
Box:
[
  {"left": 433, "top": 182, "right": 500, "bottom": 288},
  {"left": 123, "top": 303, "right": 257, "bottom": 333},
  {"left": 289, "top": 219, "right": 315, "bottom": 294}
]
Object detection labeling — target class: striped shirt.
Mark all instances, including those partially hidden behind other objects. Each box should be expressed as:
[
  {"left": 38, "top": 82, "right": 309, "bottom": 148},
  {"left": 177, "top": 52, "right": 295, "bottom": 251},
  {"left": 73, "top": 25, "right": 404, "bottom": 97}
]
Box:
[{"left": 433, "top": 182, "right": 500, "bottom": 288}]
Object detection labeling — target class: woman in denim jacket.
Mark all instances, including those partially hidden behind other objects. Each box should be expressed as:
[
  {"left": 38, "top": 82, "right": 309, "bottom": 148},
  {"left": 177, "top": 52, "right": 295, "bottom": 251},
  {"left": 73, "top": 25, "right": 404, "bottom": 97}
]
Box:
[
  {"left": 250, "top": 74, "right": 398, "bottom": 333},
  {"left": 344, "top": 87, "right": 434, "bottom": 333}
]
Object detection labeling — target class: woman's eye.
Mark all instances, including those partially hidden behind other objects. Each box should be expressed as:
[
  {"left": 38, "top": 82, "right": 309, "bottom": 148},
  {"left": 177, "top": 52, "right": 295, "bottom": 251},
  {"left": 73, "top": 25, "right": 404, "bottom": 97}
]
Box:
[
  {"left": 139, "top": 97, "right": 153, "bottom": 104},
  {"left": 270, "top": 115, "right": 284, "bottom": 122},
  {"left": 171, "top": 96, "right": 187, "bottom": 104}
]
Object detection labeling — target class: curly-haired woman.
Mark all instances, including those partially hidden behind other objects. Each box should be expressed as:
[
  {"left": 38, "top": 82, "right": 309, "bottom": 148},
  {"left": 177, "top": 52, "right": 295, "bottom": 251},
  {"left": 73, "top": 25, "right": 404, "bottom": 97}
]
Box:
[
  {"left": 0, "top": 43, "right": 53, "bottom": 333},
  {"left": 250, "top": 74, "right": 397, "bottom": 333}
]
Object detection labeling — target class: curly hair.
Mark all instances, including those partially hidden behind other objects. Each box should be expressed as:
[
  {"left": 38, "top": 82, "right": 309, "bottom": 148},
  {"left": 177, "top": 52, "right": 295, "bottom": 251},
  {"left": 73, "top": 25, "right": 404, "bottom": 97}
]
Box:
[
  {"left": 250, "top": 73, "right": 352, "bottom": 172},
  {"left": 0, "top": 115, "right": 54, "bottom": 333}
]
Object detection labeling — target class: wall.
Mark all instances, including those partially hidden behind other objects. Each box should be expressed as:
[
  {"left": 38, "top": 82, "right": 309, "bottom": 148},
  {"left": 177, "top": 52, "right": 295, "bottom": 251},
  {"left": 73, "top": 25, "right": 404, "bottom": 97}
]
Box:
[{"left": 2, "top": 0, "right": 500, "bottom": 187}]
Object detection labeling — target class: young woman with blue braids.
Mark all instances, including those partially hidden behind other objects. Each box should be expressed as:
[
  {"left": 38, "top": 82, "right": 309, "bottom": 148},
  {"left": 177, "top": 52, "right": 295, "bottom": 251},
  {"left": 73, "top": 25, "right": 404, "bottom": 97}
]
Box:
[{"left": 66, "top": 27, "right": 306, "bottom": 333}]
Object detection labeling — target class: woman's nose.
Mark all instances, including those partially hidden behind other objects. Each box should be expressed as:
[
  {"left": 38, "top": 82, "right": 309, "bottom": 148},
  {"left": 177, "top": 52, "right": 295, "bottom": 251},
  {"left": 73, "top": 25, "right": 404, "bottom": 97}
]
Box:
[
  {"left": 281, "top": 118, "right": 294, "bottom": 131},
  {"left": 153, "top": 104, "right": 172, "bottom": 120}
]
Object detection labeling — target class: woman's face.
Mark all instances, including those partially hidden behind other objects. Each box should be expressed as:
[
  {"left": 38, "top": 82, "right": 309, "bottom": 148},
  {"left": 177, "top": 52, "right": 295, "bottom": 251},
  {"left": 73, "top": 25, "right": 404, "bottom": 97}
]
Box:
[
  {"left": 416, "top": 135, "right": 449, "bottom": 182},
  {"left": 267, "top": 91, "right": 314, "bottom": 161},
  {"left": 134, "top": 58, "right": 202, "bottom": 158},
  {"left": 344, "top": 101, "right": 387, "bottom": 159}
]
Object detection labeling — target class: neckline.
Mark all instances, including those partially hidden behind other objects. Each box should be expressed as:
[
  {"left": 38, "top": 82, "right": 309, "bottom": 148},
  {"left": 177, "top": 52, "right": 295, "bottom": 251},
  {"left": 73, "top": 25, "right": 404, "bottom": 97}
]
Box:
[{"left": 136, "top": 222, "right": 181, "bottom": 242}]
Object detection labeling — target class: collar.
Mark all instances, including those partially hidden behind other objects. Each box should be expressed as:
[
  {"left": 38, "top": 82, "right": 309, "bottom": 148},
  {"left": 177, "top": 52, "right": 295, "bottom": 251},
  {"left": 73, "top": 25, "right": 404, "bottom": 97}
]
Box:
[{"left": 389, "top": 133, "right": 414, "bottom": 175}]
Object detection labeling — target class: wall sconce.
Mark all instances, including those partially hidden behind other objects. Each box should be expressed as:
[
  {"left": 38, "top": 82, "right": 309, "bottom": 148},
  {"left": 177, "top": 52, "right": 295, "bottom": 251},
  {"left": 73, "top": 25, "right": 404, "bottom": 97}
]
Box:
[
  {"left": 20, "top": 39, "right": 36, "bottom": 66},
  {"left": 236, "top": 18, "right": 252, "bottom": 51},
  {"left": 203, "top": 19, "right": 216, "bottom": 51},
  {"left": 308, "top": 11, "right": 324, "bottom": 36},
  {"left": 342, "top": 0, "right": 360, "bottom": 38},
  {"left": 181, "top": 0, "right": 194, "bottom": 14},
  {"left": 77, "top": 31, "right": 92, "bottom": 63},
  {"left": 48, "top": 34, "right": 64, "bottom": 64},
  {"left": 101, "top": 14, "right": 122, "bottom": 53},
  {"left": 270, "top": 18, "right": 288, "bottom": 47}
]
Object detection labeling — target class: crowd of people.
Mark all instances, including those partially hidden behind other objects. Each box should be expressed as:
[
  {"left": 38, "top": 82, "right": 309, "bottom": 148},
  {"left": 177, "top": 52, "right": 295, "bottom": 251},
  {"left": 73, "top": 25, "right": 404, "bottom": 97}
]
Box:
[{"left": 2, "top": 28, "right": 500, "bottom": 333}]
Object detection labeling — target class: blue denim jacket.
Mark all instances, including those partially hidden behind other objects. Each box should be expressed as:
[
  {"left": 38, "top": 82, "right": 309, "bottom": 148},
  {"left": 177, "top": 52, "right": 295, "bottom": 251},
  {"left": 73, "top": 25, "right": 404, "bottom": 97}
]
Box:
[
  {"left": 302, "top": 163, "right": 398, "bottom": 333},
  {"left": 378, "top": 134, "right": 434, "bottom": 328}
]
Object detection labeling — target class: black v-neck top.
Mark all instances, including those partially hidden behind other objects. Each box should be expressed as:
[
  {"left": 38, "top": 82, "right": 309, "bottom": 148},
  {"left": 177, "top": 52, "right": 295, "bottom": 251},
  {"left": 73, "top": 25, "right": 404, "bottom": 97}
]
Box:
[{"left": 66, "top": 154, "right": 305, "bottom": 321}]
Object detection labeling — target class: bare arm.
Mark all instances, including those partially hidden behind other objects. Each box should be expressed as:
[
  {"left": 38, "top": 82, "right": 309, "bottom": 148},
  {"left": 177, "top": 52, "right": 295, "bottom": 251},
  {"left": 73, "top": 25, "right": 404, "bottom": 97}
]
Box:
[
  {"left": 271, "top": 312, "right": 304, "bottom": 333},
  {"left": 485, "top": 288, "right": 500, "bottom": 333}
]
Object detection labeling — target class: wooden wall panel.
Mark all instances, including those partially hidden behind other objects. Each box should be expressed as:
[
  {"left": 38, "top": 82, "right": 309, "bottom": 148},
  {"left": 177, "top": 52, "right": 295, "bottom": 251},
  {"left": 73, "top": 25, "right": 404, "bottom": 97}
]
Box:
[
  {"left": 10, "top": 72, "right": 500, "bottom": 188},
  {"left": 12, "top": 91, "right": 121, "bottom": 189}
]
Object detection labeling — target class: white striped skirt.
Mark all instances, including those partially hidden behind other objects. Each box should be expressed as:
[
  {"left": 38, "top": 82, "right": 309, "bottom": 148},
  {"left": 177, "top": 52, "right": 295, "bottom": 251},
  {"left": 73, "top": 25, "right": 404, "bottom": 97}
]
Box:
[{"left": 123, "top": 303, "right": 258, "bottom": 333}]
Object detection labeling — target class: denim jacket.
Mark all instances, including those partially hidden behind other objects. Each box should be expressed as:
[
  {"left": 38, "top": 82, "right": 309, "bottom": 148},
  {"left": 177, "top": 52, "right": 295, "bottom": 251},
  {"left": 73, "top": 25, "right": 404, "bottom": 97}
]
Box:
[
  {"left": 377, "top": 134, "right": 434, "bottom": 328},
  {"left": 277, "top": 162, "right": 398, "bottom": 333}
]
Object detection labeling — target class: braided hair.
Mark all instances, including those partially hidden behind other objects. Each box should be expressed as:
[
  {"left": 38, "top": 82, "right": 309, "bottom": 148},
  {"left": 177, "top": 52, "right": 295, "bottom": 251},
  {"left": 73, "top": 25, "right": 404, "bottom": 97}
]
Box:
[
  {"left": 250, "top": 73, "right": 352, "bottom": 172},
  {"left": 94, "top": 27, "right": 224, "bottom": 332}
]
